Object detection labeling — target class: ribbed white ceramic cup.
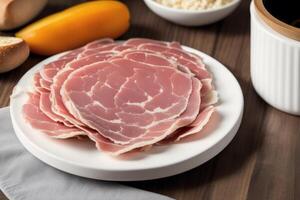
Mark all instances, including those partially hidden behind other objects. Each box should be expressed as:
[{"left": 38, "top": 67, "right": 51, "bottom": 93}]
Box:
[{"left": 250, "top": 1, "right": 300, "bottom": 115}]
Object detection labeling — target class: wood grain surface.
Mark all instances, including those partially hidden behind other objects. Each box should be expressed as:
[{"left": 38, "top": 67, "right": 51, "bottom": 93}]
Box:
[{"left": 1, "top": 0, "right": 299, "bottom": 199}]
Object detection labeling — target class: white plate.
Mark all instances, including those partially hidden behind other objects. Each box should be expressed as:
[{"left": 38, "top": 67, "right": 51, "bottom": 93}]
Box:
[{"left": 10, "top": 46, "right": 244, "bottom": 181}]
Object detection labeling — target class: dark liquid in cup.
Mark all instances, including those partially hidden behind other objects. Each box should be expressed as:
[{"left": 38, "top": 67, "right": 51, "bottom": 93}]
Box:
[{"left": 263, "top": 0, "right": 300, "bottom": 28}]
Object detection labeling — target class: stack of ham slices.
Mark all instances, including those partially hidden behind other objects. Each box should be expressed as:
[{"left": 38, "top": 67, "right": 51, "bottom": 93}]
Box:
[{"left": 22, "top": 38, "right": 218, "bottom": 156}]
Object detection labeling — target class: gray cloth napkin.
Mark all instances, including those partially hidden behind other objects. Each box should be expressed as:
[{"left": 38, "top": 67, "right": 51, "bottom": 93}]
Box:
[{"left": 0, "top": 107, "right": 173, "bottom": 200}]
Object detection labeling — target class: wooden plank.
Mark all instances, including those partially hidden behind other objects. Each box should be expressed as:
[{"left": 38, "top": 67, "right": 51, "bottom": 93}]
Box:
[{"left": 246, "top": 108, "right": 300, "bottom": 200}]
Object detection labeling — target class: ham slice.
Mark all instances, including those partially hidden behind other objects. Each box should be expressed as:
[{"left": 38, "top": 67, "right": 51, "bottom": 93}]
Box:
[
  {"left": 113, "top": 48, "right": 216, "bottom": 121},
  {"left": 83, "top": 38, "right": 114, "bottom": 49},
  {"left": 36, "top": 39, "right": 116, "bottom": 127},
  {"left": 174, "top": 106, "right": 215, "bottom": 141},
  {"left": 39, "top": 78, "right": 51, "bottom": 90},
  {"left": 63, "top": 71, "right": 201, "bottom": 155},
  {"left": 40, "top": 57, "right": 75, "bottom": 83},
  {"left": 78, "top": 43, "right": 119, "bottom": 58},
  {"left": 33, "top": 73, "right": 48, "bottom": 93},
  {"left": 61, "top": 58, "right": 195, "bottom": 144},
  {"left": 125, "top": 38, "right": 182, "bottom": 49},
  {"left": 50, "top": 43, "right": 132, "bottom": 126},
  {"left": 23, "top": 93, "right": 85, "bottom": 138},
  {"left": 137, "top": 43, "right": 209, "bottom": 79},
  {"left": 39, "top": 39, "right": 114, "bottom": 86},
  {"left": 22, "top": 38, "right": 218, "bottom": 155},
  {"left": 78, "top": 77, "right": 201, "bottom": 155},
  {"left": 136, "top": 42, "right": 218, "bottom": 109},
  {"left": 51, "top": 52, "right": 116, "bottom": 126},
  {"left": 39, "top": 92, "right": 73, "bottom": 127}
]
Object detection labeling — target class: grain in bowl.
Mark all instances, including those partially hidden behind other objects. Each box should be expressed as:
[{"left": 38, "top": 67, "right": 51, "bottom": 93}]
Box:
[
  {"left": 155, "top": 0, "right": 233, "bottom": 10},
  {"left": 144, "top": 0, "right": 241, "bottom": 26}
]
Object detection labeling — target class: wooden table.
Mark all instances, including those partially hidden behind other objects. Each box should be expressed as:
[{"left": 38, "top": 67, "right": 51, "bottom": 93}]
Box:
[{"left": 1, "top": 0, "right": 299, "bottom": 199}]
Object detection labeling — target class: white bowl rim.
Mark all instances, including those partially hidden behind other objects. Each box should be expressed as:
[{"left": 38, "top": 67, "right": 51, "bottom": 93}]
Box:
[{"left": 144, "top": 0, "right": 241, "bottom": 14}]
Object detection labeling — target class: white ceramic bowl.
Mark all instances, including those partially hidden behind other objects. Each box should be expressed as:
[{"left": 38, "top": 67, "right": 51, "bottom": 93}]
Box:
[
  {"left": 143, "top": 0, "right": 241, "bottom": 26},
  {"left": 250, "top": 1, "right": 300, "bottom": 115}
]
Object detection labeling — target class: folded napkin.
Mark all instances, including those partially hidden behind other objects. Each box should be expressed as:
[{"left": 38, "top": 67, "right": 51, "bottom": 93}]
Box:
[{"left": 0, "top": 107, "right": 173, "bottom": 200}]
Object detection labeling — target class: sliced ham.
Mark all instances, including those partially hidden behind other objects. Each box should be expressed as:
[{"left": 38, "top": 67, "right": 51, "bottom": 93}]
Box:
[
  {"left": 59, "top": 47, "right": 86, "bottom": 60},
  {"left": 78, "top": 43, "right": 119, "bottom": 58},
  {"left": 136, "top": 42, "right": 217, "bottom": 110},
  {"left": 200, "top": 79, "right": 213, "bottom": 96},
  {"left": 33, "top": 73, "right": 48, "bottom": 93},
  {"left": 39, "top": 77, "right": 51, "bottom": 90},
  {"left": 83, "top": 38, "right": 114, "bottom": 49},
  {"left": 125, "top": 38, "right": 182, "bottom": 49},
  {"left": 23, "top": 93, "right": 85, "bottom": 138},
  {"left": 200, "top": 90, "right": 218, "bottom": 109},
  {"left": 113, "top": 49, "right": 194, "bottom": 76},
  {"left": 113, "top": 49, "right": 216, "bottom": 124},
  {"left": 137, "top": 43, "right": 209, "bottom": 79},
  {"left": 39, "top": 39, "right": 114, "bottom": 86},
  {"left": 176, "top": 106, "right": 215, "bottom": 141},
  {"left": 40, "top": 57, "right": 75, "bottom": 83},
  {"left": 49, "top": 43, "right": 133, "bottom": 126},
  {"left": 51, "top": 52, "right": 116, "bottom": 126},
  {"left": 36, "top": 39, "right": 116, "bottom": 126},
  {"left": 39, "top": 92, "right": 73, "bottom": 127},
  {"left": 61, "top": 58, "right": 195, "bottom": 145},
  {"left": 22, "top": 38, "right": 218, "bottom": 156},
  {"left": 70, "top": 75, "right": 201, "bottom": 155}
]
